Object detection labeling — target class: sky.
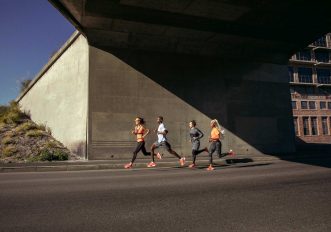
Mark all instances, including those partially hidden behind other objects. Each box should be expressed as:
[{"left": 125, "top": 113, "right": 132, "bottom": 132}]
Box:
[{"left": 0, "top": 0, "right": 75, "bottom": 105}]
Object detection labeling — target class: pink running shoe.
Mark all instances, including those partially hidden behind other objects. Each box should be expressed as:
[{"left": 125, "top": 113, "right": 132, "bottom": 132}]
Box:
[
  {"left": 206, "top": 165, "right": 214, "bottom": 171},
  {"left": 188, "top": 163, "right": 196, "bottom": 168},
  {"left": 156, "top": 152, "right": 163, "bottom": 160},
  {"left": 124, "top": 162, "right": 133, "bottom": 169},
  {"left": 228, "top": 149, "right": 235, "bottom": 156},
  {"left": 147, "top": 162, "right": 156, "bottom": 168},
  {"left": 179, "top": 157, "right": 186, "bottom": 166}
]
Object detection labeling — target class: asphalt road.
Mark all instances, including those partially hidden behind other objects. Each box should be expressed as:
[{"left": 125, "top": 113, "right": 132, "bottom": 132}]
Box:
[{"left": 0, "top": 160, "right": 330, "bottom": 232}]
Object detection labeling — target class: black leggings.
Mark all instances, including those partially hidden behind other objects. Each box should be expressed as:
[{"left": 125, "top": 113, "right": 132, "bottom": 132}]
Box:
[
  {"left": 192, "top": 149, "right": 206, "bottom": 164},
  {"left": 131, "top": 141, "right": 151, "bottom": 163},
  {"left": 209, "top": 141, "right": 222, "bottom": 164}
]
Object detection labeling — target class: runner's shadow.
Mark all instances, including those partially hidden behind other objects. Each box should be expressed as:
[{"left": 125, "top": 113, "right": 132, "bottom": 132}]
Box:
[
  {"left": 225, "top": 158, "right": 253, "bottom": 164},
  {"left": 193, "top": 162, "right": 272, "bottom": 170}
]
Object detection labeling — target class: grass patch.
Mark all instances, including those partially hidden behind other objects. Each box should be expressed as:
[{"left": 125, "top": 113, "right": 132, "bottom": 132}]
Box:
[
  {"left": 1, "top": 136, "right": 14, "bottom": 145},
  {"left": 26, "top": 130, "right": 44, "bottom": 137},
  {"left": 45, "top": 141, "right": 59, "bottom": 149},
  {"left": 29, "top": 149, "right": 69, "bottom": 161},
  {"left": 15, "top": 121, "right": 37, "bottom": 133},
  {"left": 1, "top": 145, "right": 18, "bottom": 157},
  {"left": 0, "top": 101, "right": 27, "bottom": 125},
  {"left": 37, "top": 123, "right": 52, "bottom": 135}
]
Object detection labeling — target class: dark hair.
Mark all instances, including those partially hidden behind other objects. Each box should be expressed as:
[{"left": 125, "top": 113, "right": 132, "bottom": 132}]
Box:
[
  {"left": 190, "top": 120, "right": 196, "bottom": 126},
  {"left": 158, "top": 116, "right": 163, "bottom": 121},
  {"left": 136, "top": 117, "right": 145, "bottom": 124}
]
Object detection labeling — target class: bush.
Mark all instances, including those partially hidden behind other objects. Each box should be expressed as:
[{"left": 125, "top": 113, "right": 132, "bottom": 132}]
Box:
[
  {"left": 0, "top": 101, "right": 27, "bottom": 125},
  {"left": 1, "top": 145, "right": 18, "bottom": 157},
  {"left": 34, "top": 149, "right": 69, "bottom": 161}
]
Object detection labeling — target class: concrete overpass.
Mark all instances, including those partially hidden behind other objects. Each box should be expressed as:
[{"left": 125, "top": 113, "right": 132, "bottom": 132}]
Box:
[
  {"left": 50, "top": 0, "right": 331, "bottom": 63},
  {"left": 25, "top": 0, "right": 331, "bottom": 159}
]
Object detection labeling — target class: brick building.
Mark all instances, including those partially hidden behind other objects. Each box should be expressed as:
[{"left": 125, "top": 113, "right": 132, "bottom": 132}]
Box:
[{"left": 289, "top": 33, "right": 331, "bottom": 144}]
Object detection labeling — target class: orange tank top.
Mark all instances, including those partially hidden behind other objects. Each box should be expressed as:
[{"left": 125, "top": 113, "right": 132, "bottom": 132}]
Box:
[
  {"left": 135, "top": 125, "right": 145, "bottom": 142},
  {"left": 210, "top": 127, "right": 220, "bottom": 141}
]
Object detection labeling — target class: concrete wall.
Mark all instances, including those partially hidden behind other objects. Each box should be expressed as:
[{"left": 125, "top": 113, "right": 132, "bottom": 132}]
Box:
[
  {"left": 88, "top": 46, "right": 295, "bottom": 160},
  {"left": 18, "top": 34, "right": 89, "bottom": 158}
]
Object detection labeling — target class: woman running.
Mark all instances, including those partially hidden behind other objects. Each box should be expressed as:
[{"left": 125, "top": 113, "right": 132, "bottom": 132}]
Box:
[
  {"left": 188, "top": 120, "right": 208, "bottom": 168},
  {"left": 207, "top": 119, "right": 235, "bottom": 171},
  {"left": 124, "top": 117, "right": 151, "bottom": 169}
]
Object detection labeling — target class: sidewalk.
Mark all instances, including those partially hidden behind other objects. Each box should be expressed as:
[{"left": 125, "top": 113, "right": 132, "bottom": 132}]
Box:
[{"left": 0, "top": 152, "right": 329, "bottom": 173}]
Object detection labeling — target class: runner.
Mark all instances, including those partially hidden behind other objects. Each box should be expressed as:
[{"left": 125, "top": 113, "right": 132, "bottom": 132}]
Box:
[
  {"left": 149, "top": 116, "right": 185, "bottom": 167},
  {"left": 188, "top": 120, "right": 208, "bottom": 168},
  {"left": 207, "top": 119, "right": 235, "bottom": 171},
  {"left": 124, "top": 117, "right": 159, "bottom": 169}
]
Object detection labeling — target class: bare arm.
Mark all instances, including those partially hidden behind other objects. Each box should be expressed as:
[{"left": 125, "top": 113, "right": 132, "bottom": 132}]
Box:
[{"left": 143, "top": 128, "right": 150, "bottom": 138}]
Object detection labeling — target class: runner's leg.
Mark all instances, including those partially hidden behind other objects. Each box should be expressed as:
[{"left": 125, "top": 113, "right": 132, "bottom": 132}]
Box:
[
  {"left": 166, "top": 142, "right": 181, "bottom": 159},
  {"left": 141, "top": 141, "right": 151, "bottom": 156},
  {"left": 209, "top": 142, "right": 217, "bottom": 165},
  {"left": 131, "top": 142, "right": 144, "bottom": 163}
]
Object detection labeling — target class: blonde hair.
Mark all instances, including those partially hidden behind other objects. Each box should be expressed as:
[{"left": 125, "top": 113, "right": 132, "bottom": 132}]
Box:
[{"left": 211, "top": 119, "right": 221, "bottom": 132}]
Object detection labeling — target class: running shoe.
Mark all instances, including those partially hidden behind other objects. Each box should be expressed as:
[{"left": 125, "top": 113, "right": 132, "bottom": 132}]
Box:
[
  {"left": 147, "top": 162, "right": 156, "bottom": 167},
  {"left": 206, "top": 165, "right": 215, "bottom": 171},
  {"left": 228, "top": 149, "right": 235, "bottom": 156},
  {"left": 156, "top": 152, "right": 163, "bottom": 160},
  {"left": 188, "top": 163, "right": 196, "bottom": 168},
  {"left": 124, "top": 162, "right": 133, "bottom": 169},
  {"left": 179, "top": 157, "right": 186, "bottom": 166}
]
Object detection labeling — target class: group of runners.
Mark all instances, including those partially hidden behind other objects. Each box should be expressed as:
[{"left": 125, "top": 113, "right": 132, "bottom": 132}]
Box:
[{"left": 124, "top": 116, "right": 235, "bottom": 171}]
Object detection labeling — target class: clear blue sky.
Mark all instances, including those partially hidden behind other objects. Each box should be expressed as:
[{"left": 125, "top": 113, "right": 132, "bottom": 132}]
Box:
[{"left": 0, "top": 0, "right": 75, "bottom": 105}]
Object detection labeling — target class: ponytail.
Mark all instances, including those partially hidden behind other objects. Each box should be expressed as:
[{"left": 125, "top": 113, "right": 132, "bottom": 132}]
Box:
[{"left": 211, "top": 119, "right": 221, "bottom": 132}]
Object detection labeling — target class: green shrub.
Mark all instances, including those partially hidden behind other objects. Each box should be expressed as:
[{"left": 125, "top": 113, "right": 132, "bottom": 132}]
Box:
[
  {"left": 26, "top": 130, "right": 44, "bottom": 137},
  {"left": 53, "top": 150, "right": 69, "bottom": 161},
  {"left": 35, "top": 149, "right": 69, "bottom": 161},
  {"left": 1, "top": 145, "right": 18, "bottom": 157}
]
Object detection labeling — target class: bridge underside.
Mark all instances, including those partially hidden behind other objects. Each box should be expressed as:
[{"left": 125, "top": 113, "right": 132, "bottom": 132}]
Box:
[
  {"left": 48, "top": 0, "right": 331, "bottom": 159},
  {"left": 51, "top": 0, "right": 331, "bottom": 63}
]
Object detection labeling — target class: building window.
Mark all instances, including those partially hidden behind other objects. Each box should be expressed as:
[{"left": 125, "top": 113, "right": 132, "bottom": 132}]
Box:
[
  {"left": 317, "top": 69, "right": 331, "bottom": 84},
  {"left": 301, "top": 101, "right": 308, "bottom": 109},
  {"left": 298, "top": 67, "right": 313, "bottom": 83},
  {"left": 313, "top": 36, "right": 327, "bottom": 47},
  {"left": 322, "top": 117, "right": 329, "bottom": 135},
  {"left": 328, "top": 102, "right": 331, "bottom": 109},
  {"left": 303, "top": 117, "right": 310, "bottom": 135},
  {"left": 311, "top": 117, "right": 318, "bottom": 135},
  {"left": 293, "top": 117, "right": 299, "bottom": 136},
  {"left": 308, "top": 101, "right": 316, "bottom": 109},
  {"left": 320, "top": 101, "right": 326, "bottom": 109},
  {"left": 288, "top": 67, "right": 294, "bottom": 82},
  {"left": 315, "top": 51, "right": 330, "bottom": 63},
  {"left": 296, "top": 50, "right": 311, "bottom": 61},
  {"left": 292, "top": 101, "right": 297, "bottom": 109}
]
